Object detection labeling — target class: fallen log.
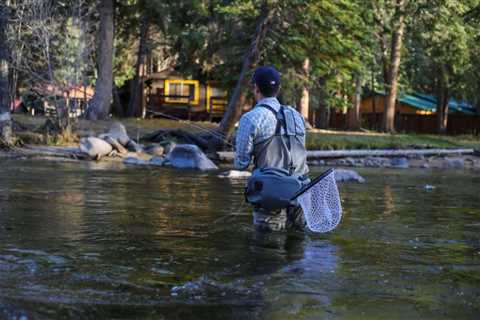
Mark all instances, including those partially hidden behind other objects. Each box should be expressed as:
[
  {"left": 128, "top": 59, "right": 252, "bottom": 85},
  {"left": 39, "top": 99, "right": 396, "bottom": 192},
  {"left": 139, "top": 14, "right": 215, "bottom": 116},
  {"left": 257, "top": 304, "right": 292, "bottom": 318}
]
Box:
[
  {"left": 306, "top": 148, "right": 475, "bottom": 159},
  {"left": 217, "top": 148, "right": 476, "bottom": 161}
]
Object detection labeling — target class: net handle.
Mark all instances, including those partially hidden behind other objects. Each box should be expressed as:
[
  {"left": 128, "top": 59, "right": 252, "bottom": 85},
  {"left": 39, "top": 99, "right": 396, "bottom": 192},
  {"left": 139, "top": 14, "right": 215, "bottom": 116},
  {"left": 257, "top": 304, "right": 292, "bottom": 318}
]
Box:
[{"left": 290, "top": 168, "right": 334, "bottom": 201}]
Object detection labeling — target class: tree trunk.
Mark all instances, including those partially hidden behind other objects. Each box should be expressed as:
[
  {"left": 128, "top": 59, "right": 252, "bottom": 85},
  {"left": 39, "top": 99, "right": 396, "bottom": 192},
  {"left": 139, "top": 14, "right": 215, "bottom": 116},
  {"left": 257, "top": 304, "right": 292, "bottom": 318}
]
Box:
[
  {"left": 316, "top": 105, "right": 330, "bottom": 129},
  {"left": 377, "top": 0, "right": 407, "bottom": 133},
  {"left": 383, "top": 0, "right": 406, "bottom": 133},
  {"left": 372, "top": 2, "right": 391, "bottom": 85},
  {"left": 112, "top": 86, "right": 125, "bottom": 118},
  {"left": 218, "top": 2, "right": 272, "bottom": 139},
  {"left": 86, "top": 0, "right": 114, "bottom": 120},
  {"left": 436, "top": 70, "right": 449, "bottom": 134},
  {"left": 347, "top": 76, "right": 362, "bottom": 130},
  {"left": 127, "top": 15, "right": 150, "bottom": 118},
  {"left": 298, "top": 58, "right": 310, "bottom": 121},
  {"left": 0, "top": 3, "right": 12, "bottom": 145}
]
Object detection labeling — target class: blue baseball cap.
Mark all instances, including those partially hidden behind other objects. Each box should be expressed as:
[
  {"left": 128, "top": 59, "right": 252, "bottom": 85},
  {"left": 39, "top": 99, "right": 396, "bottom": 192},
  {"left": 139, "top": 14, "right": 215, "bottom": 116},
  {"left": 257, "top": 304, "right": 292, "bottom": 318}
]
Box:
[{"left": 251, "top": 66, "right": 280, "bottom": 96}]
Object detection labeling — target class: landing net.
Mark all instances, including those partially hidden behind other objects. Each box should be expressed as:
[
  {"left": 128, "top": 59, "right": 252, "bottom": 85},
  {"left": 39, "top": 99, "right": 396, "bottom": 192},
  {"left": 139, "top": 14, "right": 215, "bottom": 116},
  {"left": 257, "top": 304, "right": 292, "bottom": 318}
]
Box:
[{"left": 297, "top": 170, "right": 342, "bottom": 233}]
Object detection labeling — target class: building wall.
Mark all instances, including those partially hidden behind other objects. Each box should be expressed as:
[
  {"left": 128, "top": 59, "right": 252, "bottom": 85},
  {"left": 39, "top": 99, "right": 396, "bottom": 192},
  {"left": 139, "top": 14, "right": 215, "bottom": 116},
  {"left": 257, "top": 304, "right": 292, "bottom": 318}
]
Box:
[{"left": 360, "top": 96, "right": 433, "bottom": 115}]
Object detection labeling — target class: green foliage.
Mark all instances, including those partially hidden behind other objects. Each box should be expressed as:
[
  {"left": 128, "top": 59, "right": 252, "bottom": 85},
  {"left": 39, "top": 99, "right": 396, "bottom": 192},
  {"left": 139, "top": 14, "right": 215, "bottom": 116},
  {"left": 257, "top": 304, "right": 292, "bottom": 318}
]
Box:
[
  {"left": 7, "top": 0, "right": 480, "bottom": 119},
  {"left": 403, "top": 0, "right": 479, "bottom": 101}
]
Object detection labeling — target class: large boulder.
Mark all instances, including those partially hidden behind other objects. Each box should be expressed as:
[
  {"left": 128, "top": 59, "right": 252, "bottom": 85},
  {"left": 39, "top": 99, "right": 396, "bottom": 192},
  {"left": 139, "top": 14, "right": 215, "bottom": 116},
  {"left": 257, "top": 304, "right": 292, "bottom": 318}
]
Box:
[
  {"left": 334, "top": 169, "right": 365, "bottom": 183},
  {"left": 164, "top": 144, "right": 218, "bottom": 171},
  {"left": 79, "top": 137, "right": 113, "bottom": 159},
  {"left": 107, "top": 122, "right": 130, "bottom": 146}
]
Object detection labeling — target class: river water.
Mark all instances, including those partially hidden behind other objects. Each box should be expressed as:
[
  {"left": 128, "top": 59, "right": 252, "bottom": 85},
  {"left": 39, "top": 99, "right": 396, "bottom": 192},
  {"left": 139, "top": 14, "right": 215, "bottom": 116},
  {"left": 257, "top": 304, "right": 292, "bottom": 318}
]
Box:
[{"left": 0, "top": 159, "right": 479, "bottom": 319}]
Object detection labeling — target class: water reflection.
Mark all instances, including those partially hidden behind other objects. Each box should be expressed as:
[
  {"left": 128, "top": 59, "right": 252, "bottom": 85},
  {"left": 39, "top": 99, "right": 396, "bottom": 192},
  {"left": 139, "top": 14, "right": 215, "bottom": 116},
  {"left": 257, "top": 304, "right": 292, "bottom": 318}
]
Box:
[
  {"left": 382, "top": 184, "right": 395, "bottom": 216},
  {"left": 0, "top": 161, "right": 479, "bottom": 319}
]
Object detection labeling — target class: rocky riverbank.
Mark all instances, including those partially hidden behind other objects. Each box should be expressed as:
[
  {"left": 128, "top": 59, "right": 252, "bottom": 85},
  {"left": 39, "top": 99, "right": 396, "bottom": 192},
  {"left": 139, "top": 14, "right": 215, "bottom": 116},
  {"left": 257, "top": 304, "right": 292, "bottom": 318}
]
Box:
[
  {"left": 2, "top": 120, "right": 479, "bottom": 172},
  {"left": 310, "top": 154, "right": 480, "bottom": 170}
]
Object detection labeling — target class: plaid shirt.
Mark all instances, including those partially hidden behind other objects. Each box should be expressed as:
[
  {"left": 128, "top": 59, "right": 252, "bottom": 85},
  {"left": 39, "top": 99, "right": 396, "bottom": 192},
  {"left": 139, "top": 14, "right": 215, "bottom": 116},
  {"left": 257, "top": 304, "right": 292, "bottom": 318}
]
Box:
[{"left": 234, "top": 97, "right": 306, "bottom": 170}]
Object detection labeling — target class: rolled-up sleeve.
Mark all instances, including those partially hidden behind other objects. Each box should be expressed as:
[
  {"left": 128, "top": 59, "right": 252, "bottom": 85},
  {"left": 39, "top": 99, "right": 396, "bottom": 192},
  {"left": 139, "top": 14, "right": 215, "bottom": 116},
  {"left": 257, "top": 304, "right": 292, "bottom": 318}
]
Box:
[{"left": 234, "top": 114, "right": 256, "bottom": 170}]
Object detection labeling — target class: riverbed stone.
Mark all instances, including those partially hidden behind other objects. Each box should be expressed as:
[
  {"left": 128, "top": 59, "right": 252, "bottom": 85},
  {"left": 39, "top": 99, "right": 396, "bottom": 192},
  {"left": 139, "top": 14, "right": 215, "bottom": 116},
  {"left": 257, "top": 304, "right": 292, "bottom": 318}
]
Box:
[
  {"left": 160, "top": 141, "right": 177, "bottom": 154},
  {"left": 123, "top": 157, "right": 147, "bottom": 165},
  {"left": 472, "top": 159, "right": 480, "bottom": 169},
  {"left": 101, "top": 135, "right": 128, "bottom": 154},
  {"left": 364, "top": 157, "right": 389, "bottom": 168},
  {"left": 125, "top": 140, "right": 142, "bottom": 153},
  {"left": 164, "top": 144, "right": 218, "bottom": 171},
  {"left": 107, "top": 122, "right": 130, "bottom": 146},
  {"left": 144, "top": 144, "right": 165, "bottom": 156},
  {"left": 344, "top": 157, "right": 356, "bottom": 166},
  {"left": 149, "top": 156, "right": 165, "bottom": 166},
  {"left": 443, "top": 157, "right": 465, "bottom": 169},
  {"left": 390, "top": 157, "right": 409, "bottom": 169},
  {"left": 79, "top": 137, "right": 113, "bottom": 159},
  {"left": 308, "top": 159, "right": 325, "bottom": 166},
  {"left": 334, "top": 169, "right": 365, "bottom": 183}
]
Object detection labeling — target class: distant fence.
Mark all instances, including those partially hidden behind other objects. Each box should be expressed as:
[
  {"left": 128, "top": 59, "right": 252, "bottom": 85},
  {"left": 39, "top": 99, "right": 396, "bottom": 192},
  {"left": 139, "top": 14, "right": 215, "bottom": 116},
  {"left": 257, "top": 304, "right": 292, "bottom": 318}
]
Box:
[{"left": 328, "top": 112, "right": 480, "bottom": 135}]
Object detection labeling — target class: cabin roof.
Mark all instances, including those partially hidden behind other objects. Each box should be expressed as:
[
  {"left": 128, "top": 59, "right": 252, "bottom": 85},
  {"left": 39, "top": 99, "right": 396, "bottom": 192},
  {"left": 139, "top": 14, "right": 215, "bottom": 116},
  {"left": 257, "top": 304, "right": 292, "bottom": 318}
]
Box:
[{"left": 367, "top": 91, "right": 476, "bottom": 115}]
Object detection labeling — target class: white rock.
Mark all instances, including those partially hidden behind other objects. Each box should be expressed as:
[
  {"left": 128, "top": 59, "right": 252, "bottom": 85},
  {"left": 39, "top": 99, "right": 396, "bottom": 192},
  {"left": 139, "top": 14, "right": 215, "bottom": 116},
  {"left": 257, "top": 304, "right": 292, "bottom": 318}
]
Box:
[
  {"left": 218, "top": 170, "right": 252, "bottom": 178},
  {"left": 79, "top": 137, "right": 113, "bottom": 159},
  {"left": 334, "top": 169, "right": 365, "bottom": 183},
  {"left": 0, "top": 112, "right": 11, "bottom": 121}
]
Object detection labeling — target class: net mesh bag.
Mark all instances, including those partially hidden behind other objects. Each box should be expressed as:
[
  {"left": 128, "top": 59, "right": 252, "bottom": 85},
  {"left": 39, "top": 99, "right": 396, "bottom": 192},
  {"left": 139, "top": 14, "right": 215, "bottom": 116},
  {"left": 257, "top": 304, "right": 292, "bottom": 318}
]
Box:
[{"left": 297, "top": 170, "right": 342, "bottom": 233}]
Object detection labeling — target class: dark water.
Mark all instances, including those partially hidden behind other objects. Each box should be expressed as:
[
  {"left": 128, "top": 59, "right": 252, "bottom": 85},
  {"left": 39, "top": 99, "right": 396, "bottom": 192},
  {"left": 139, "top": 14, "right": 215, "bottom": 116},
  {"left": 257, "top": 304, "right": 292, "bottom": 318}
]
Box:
[{"left": 0, "top": 159, "right": 479, "bottom": 319}]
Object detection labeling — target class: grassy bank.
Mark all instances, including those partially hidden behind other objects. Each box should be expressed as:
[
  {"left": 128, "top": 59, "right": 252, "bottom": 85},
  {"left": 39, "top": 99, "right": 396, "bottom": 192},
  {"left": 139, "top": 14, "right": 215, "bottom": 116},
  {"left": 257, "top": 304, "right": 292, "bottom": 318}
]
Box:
[
  {"left": 306, "top": 129, "right": 480, "bottom": 150},
  {"left": 12, "top": 114, "right": 480, "bottom": 150},
  {"left": 12, "top": 114, "right": 216, "bottom": 146}
]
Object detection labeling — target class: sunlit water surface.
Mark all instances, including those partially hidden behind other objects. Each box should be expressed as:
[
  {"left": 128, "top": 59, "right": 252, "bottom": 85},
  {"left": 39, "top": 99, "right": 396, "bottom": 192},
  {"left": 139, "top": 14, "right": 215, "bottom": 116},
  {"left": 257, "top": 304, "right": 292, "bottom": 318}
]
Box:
[{"left": 0, "top": 159, "right": 479, "bottom": 319}]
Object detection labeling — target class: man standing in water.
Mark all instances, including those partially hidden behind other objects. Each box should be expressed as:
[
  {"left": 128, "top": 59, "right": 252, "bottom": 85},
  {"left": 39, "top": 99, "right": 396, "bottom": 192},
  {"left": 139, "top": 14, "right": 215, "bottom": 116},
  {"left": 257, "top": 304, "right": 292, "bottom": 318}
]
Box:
[{"left": 234, "top": 65, "right": 309, "bottom": 232}]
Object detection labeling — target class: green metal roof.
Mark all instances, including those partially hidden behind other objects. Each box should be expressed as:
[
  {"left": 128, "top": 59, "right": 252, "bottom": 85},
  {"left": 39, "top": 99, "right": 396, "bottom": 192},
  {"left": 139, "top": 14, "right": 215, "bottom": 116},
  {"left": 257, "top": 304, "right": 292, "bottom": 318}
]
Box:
[
  {"left": 398, "top": 94, "right": 436, "bottom": 111},
  {"left": 412, "top": 93, "right": 476, "bottom": 115},
  {"left": 370, "top": 91, "right": 476, "bottom": 115}
]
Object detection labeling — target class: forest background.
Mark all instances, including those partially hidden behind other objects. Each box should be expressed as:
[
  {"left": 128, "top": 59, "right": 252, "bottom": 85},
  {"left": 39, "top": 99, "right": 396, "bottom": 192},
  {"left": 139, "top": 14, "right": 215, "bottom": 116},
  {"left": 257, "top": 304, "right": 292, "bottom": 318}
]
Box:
[{"left": 0, "top": 0, "right": 479, "bottom": 145}]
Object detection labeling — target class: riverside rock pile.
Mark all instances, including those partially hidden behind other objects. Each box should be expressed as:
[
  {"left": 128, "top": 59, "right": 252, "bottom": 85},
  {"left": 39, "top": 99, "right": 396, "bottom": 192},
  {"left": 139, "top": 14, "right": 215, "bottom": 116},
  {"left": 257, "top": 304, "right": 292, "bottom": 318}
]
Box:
[
  {"left": 309, "top": 154, "right": 480, "bottom": 170},
  {"left": 79, "top": 122, "right": 141, "bottom": 160},
  {"left": 79, "top": 122, "right": 218, "bottom": 171}
]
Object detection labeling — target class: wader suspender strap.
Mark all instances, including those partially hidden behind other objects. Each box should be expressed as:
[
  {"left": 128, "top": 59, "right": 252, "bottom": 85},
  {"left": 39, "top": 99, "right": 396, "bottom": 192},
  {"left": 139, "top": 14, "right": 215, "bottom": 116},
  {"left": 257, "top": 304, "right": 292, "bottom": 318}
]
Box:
[{"left": 257, "top": 104, "right": 296, "bottom": 174}]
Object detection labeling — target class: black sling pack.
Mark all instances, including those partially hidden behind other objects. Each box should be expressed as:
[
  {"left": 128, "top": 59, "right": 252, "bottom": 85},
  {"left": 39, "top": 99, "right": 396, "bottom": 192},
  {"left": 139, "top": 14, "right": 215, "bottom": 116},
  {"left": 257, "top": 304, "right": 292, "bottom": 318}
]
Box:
[{"left": 244, "top": 105, "right": 306, "bottom": 211}]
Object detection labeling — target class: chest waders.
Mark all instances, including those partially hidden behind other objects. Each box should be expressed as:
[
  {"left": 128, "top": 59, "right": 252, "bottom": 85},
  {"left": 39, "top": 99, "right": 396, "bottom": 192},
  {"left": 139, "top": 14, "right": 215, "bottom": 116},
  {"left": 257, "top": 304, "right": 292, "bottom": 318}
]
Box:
[
  {"left": 245, "top": 105, "right": 309, "bottom": 231},
  {"left": 252, "top": 105, "right": 308, "bottom": 177}
]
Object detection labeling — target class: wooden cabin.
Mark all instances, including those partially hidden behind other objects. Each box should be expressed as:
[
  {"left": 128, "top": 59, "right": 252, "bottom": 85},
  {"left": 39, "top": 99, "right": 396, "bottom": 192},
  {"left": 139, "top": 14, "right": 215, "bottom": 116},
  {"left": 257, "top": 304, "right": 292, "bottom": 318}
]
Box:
[
  {"left": 361, "top": 92, "right": 436, "bottom": 116},
  {"left": 358, "top": 91, "right": 479, "bottom": 134},
  {"left": 144, "top": 68, "right": 228, "bottom": 120},
  {"left": 361, "top": 91, "right": 476, "bottom": 116},
  {"left": 24, "top": 84, "right": 94, "bottom": 117}
]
